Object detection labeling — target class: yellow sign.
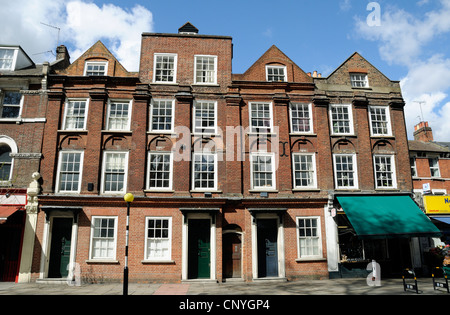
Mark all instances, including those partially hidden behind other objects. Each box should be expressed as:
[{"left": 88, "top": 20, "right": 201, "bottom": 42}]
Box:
[{"left": 424, "top": 196, "right": 450, "bottom": 214}]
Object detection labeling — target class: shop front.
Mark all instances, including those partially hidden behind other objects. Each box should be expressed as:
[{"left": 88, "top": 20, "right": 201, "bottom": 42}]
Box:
[
  {"left": 424, "top": 195, "right": 450, "bottom": 244},
  {"left": 334, "top": 194, "right": 441, "bottom": 278}
]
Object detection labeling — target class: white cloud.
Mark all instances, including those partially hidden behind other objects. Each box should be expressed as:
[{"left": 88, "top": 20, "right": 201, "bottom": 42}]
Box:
[
  {"left": 0, "top": 0, "right": 153, "bottom": 71},
  {"left": 355, "top": 0, "right": 450, "bottom": 141}
]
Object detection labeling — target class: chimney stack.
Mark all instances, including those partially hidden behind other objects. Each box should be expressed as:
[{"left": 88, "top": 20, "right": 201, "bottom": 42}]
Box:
[
  {"left": 55, "top": 45, "right": 71, "bottom": 69},
  {"left": 414, "top": 121, "right": 434, "bottom": 142}
]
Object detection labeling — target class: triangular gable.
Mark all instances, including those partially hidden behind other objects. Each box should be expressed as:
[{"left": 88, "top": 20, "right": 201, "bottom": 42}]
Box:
[
  {"left": 178, "top": 22, "right": 199, "bottom": 34},
  {"left": 325, "top": 52, "right": 393, "bottom": 85},
  {"left": 59, "top": 40, "right": 135, "bottom": 77},
  {"left": 237, "top": 45, "right": 312, "bottom": 83}
]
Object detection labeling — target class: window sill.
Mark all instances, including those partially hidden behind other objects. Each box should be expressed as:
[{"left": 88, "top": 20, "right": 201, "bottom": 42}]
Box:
[
  {"left": 86, "top": 259, "right": 119, "bottom": 264},
  {"left": 292, "top": 188, "right": 320, "bottom": 192},
  {"left": 370, "top": 135, "right": 394, "bottom": 139},
  {"left": 57, "top": 129, "right": 88, "bottom": 133},
  {"left": 101, "top": 130, "right": 132, "bottom": 134},
  {"left": 247, "top": 132, "right": 277, "bottom": 137},
  {"left": 141, "top": 260, "right": 175, "bottom": 264},
  {"left": 249, "top": 189, "right": 278, "bottom": 193},
  {"left": 190, "top": 189, "right": 222, "bottom": 193},
  {"left": 192, "top": 83, "right": 220, "bottom": 87},
  {"left": 144, "top": 189, "right": 174, "bottom": 193},
  {"left": 330, "top": 134, "right": 357, "bottom": 137},
  {"left": 147, "top": 131, "right": 177, "bottom": 137},
  {"left": 295, "top": 257, "right": 326, "bottom": 262},
  {"left": 289, "top": 133, "right": 317, "bottom": 137}
]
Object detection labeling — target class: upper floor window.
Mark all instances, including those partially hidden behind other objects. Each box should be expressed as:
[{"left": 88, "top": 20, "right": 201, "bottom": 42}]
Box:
[
  {"left": 0, "top": 49, "right": 15, "bottom": 70},
  {"left": 193, "top": 100, "right": 217, "bottom": 134},
  {"left": 149, "top": 99, "right": 174, "bottom": 133},
  {"left": 153, "top": 54, "right": 177, "bottom": 83},
  {"left": 192, "top": 152, "right": 217, "bottom": 191},
  {"left": 369, "top": 106, "right": 392, "bottom": 136},
  {"left": 56, "top": 151, "right": 84, "bottom": 193},
  {"left": 410, "top": 157, "right": 417, "bottom": 177},
  {"left": 0, "top": 144, "right": 12, "bottom": 181},
  {"left": 147, "top": 152, "right": 173, "bottom": 190},
  {"left": 84, "top": 61, "right": 108, "bottom": 76},
  {"left": 290, "top": 103, "right": 313, "bottom": 134},
  {"left": 101, "top": 151, "right": 128, "bottom": 194},
  {"left": 250, "top": 152, "right": 276, "bottom": 190},
  {"left": 329, "top": 104, "right": 354, "bottom": 135},
  {"left": 250, "top": 102, "right": 273, "bottom": 134},
  {"left": 373, "top": 154, "right": 397, "bottom": 189},
  {"left": 333, "top": 153, "right": 358, "bottom": 189},
  {"left": 1, "top": 91, "right": 22, "bottom": 118},
  {"left": 266, "top": 65, "right": 287, "bottom": 82},
  {"left": 63, "top": 99, "right": 88, "bottom": 130},
  {"left": 106, "top": 100, "right": 132, "bottom": 131},
  {"left": 194, "top": 55, "right": 217, "bottom": 84},
  {"left": 429, "top": 157, "right": 440, "bottom": 178},
  {"left": 350, "top": 73, "right": 369, "bottom": 88},
  {"left": 292, "top": 153, "right": 317, "bottom": 189}
]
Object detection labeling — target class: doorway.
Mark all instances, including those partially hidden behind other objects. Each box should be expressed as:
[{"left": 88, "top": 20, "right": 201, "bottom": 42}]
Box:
[
  {"left": 188, "top": 219, "right": 211, "bottom": 279},
  {"left": 48, "top": 218, "right": 73, "bottom": 278},
  {"left": 223, "top": 232, "right": 242, "bottom": 278},
  {"left": 257, "top": 219, "right": 278, "bottom": 278}
]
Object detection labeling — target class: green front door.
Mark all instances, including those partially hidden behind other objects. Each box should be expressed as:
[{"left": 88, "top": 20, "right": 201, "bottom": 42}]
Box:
[
  {"left": 188, "top": 219, "right": 211, "bottom": 279},
  {"left": 48, "top": 218, "right": 73, "bottom": 278}
]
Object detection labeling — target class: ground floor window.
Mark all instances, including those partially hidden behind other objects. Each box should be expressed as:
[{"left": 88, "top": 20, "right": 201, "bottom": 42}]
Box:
[
  {"left": 145, "top": 217, "right": 172, "bottom": 261},
  {"left": 297, "top": 216, "right": 322, "bottom": 259},
  {"left": 89, "top": 216, "right": 118, "bottom": 260}
]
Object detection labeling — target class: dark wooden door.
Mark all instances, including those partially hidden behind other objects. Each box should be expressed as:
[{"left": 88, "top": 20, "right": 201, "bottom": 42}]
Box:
[
  {"left": 48, "top": 218, "right": 72, "bottom": 278},
  {"left": 223, "top": 233, "right": 241, "bottom": 278},
  {"left": 188, "top": 219, "right": 210, "bottom": 279},
  {"left": 257, "top": 219, "right": 278, "bottom": 278}
]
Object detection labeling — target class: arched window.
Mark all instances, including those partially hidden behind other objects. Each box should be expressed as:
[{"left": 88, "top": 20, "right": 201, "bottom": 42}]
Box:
[{"left": 0, "top": 143, "right": 12, "bottom": 181}]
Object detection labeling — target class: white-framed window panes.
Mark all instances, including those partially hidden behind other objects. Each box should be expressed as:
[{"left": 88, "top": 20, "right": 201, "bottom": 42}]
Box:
[
  {"left": 350, "top": 73, "right": 369, "bottom": 88},
  {"left": 297, "top": 217, "right": 322, "bottom": 259},
  {"left": 192, "top": 152, "right": 217, "bottom": 191},
  {"left": 369, "top": 106, "right": 392, "bottom": 136},
  {"left": 149, "top": 99, "right": 174, "bottom": 133},
  {"left": 249, "top": 102, "right": 273, "bottom": 134},
  {"left": 429, "top": 157, "right": 441, "bottom": 178},
  {"left": 374, "top": 154, "right": 397, "bottom": 189},
  {"left": 292, "top": 153, "right": 317, "bottom": 189},
  {"left": 56, "top": 151, "right": 84, "bottom": 193},
  {"left": 153, "top": 53, "right": 177, "bottom": 83},
  {"left": 329, "top": 104, "right": 354, "bottom": 135},
  {"left": 333, "top": 154, "right": 358, "bottom": 189},
  {"left": 193, "top": 100, "right": 217, "bottom": 134},
  {"left": 147, "top": 152, "right": 173, "bottom": 190},
  {"left": 0, "top": 48, "right": 15, "bottom": 70},
  {"left": 0, "top": 143, "right": 13, "bottom": 181},
  {"left": 194, "top": 55, "right": 217, "bottom": 84},
  {"left": 84, "top": 61, "right": 108, "bottom": 76},
  {"left": 106, "top": 100, "right": 132, "bottom": 131},
  {"left": 90, "top": 216, "right": 117, "bottom": 260},
  {"left": 145, "top": 217, "right": 172, "bottom": 261},
  {"left": 290, "top": 103, "right": 313, "bottom": 134},
  {"left": 101, "top": 151, "right": 128, "bottom": 194},
  {"left": 250, "top": 152, "right": 276, "bottom": 190},
  {"left": 63, "top": 99, "right": 88, "bottom": 130},
  {"left": 1, "top": 91, "right": 22, "bottom": 118},
  {"left": 266, "top": 65, "right": 287, "bottom": 82},
  {"left": 410, "top": 157, "right": 417, "bottom": 177}
]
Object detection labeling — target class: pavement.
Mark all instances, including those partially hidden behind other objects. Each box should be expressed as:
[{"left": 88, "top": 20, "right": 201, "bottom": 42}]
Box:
[{"left": 0, "top": 277, "right": 448, "bottom": 295}]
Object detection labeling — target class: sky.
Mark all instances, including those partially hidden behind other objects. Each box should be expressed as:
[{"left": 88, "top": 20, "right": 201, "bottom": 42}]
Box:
[{"left": 2, "top": 0, "right": 450, "bottom": 141}]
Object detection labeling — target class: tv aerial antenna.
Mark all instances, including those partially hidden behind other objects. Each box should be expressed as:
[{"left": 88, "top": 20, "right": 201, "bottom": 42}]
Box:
[{"left": 413, "top": 101, "right": 426, "bottom": 122}]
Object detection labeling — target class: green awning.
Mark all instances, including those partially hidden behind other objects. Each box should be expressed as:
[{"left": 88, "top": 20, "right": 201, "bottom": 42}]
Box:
[{"left": 336, "top": 195, "right": 442, "bottom": 239}]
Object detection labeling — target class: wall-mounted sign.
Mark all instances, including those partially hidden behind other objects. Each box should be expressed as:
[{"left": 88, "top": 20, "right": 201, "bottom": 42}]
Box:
[{"left": 424, "top": 195, "right": 450, "bottom": 214}]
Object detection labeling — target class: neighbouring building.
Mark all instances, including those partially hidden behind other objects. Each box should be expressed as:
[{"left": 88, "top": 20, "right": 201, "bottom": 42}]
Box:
[
  {"left": 409, "top": 121, "right": 450, "bottom": 268},
  {"left": 26, "top": 23, "right": 440, "bottom": 284},
  {"left": 0, "top": 45, "right": 48, "bottom": 282}
]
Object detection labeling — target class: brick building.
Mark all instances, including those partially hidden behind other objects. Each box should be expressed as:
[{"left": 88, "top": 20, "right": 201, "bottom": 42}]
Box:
[
  {"left": 0, "top": 45, "right": 49, "bottom": 282},
  {"left": 28, "top": 23, "right": 440, "bottom": 284}
]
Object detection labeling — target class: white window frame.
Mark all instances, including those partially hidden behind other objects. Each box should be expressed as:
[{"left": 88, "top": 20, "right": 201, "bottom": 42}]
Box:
[
  {"left": 106, "top": 99, "right": 132, "bottom": 131},
  {"left": 147, "top": 152, "right": 173, "bottom": 191},
  {"left": 100, "top": 151, "right": 129, "bottom": 194},
  {"left": 373, "top": 154, "right": 397, "bottom": 189},
  {"left": 266, "top": 65, "right": 287, "bottom": 82},
  {"left": 89, "top": 216, "right": 118, "bottom": 261},
  {"left": 62, "top": 98, "right": 89, "bottom": 131},
  {"left": 0, "top": 48, "right": 17, "bottom": 71},
  {"left": 194, "top": 55, "right": 217, "bottom": 85},
  {"left": 333, "top": 153, "right": 358, "bottom": 189},
  {"left": 144, "top": 217, "right": 172, "bottom": 262},
  {"left": 410, "top": 156, "right": 417, "bottom": 177},
  {"left": 0, "top": 144, "right": 13, "bottom": 182},
  {"left": 149, "top": 98, "right": 175, "bottom": 133},
  {"left": 329, "top": 104, "right": 354, "bottom": 135},
  {"left": 290, "top": 103, "right": 313, "bottom": 134},
  {"left": 0, "top": 90, "right": 23, "bottom": 119},
  {"left": 84, "top": 61, "right": 108, "bottom": 76},
  {"left": 368, "top": 105, "right": 392, "bottom": 137},
  {"left": 192, "top": 152, "right": 218, "bottom": 191},
  {"left": 153, "top": 53, "right": 177, "bottom": 84},
  {"left": 350, "top": 73, "right": 369, "bottom": 88},
  {"left": 250, "top": 152, "right": 276, "bottom": 191},
  {"left": 193, "top": 100, "right": 217, "bottom": 135},
  {"left": 55, "top": 150, "right": 84, "bottom": 193},
  {"left": 428, "top": 157, "right": 441, "bottom": 178},
  {"left": 249, "top": 102, "right": 274, "bottom": 134},
  {"left": 292, "top": 153, "right": 317, "bottom": 189},
  {"left": 296, "top": 216, "right": 323, "bottom": 260}
]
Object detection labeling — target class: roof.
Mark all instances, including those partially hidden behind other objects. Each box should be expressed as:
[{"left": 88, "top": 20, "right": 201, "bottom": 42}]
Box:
[
  {"left": 178, "top": 22, "right": 199, "bottom": 34},
  {"left": 0, "top": 64, "right": 45, "bottom": 77},
  {"left": 408, "top": 140, "right": 450, "bottom": 153}
]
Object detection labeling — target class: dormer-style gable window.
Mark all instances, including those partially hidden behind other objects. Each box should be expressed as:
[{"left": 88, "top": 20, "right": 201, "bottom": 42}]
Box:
[
  {"left": 84, "top": 61, "right": 108, "bottom": 76},
  {"left": 266, "top": 65, "right": 287, "bottom": 82},
  {"left": 0, "top": 48, "right": 16, "bottom": 70},
  {"left": 350, "top": 73, "right": 369, "bottom": 88}
]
